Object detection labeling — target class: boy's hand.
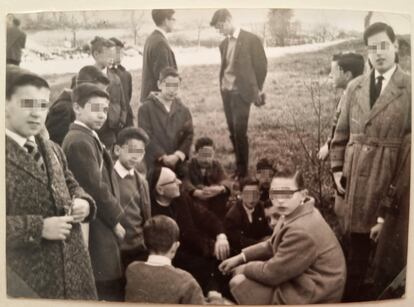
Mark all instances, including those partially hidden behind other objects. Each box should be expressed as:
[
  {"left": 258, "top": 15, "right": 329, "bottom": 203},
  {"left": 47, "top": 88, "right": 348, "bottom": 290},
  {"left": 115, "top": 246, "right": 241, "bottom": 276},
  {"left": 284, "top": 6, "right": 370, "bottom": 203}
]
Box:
[
  {"left": 214, "top": 234, "right": 230, "bottom": 261},
  {"left": 219, "top": 254, "right": 244, "bottom": 274},
  {"left": 204, "top": 185, "right": 225, "bottom": 197},
  {"left": 71, "top": 198, "right": 90, "bottom": 223},
  {"left": 370, "top": 223, "right": 384, "bottom": 242},
  {"left": 113, "top": 223, "right": 126, "bottom": 241},
  {"left": 162, "top": 154, "right": 180, "bottom": 168},
  {"left": 317, "top": 143, "right": 329, "bottom": 161},
  {"left": 42, "top": 216, "right": 74, "bottom": 240},
  {"left": 193, "top": 189, "right": 212, "bottom": 201},
  {"left": 333, "top": 172, "right": 346, "bottom": 195}
]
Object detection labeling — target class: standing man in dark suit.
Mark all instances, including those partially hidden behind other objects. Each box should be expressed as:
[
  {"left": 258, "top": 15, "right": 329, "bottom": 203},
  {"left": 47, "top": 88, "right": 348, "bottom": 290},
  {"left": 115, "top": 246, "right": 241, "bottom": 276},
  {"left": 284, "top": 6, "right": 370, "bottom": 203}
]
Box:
[
  {"left": 140, "top": 9, "right": 177, "bottom": 102},
  {"left": 210, "top": 9, "right": 267, "bottom": 179}
]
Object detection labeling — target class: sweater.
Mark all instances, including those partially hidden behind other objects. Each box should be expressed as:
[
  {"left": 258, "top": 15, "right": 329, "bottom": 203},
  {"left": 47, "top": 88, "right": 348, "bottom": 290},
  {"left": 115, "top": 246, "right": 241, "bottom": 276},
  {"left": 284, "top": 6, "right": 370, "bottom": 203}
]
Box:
[{"left": 125, "top": 261, "right": 204, "bottom": 304}]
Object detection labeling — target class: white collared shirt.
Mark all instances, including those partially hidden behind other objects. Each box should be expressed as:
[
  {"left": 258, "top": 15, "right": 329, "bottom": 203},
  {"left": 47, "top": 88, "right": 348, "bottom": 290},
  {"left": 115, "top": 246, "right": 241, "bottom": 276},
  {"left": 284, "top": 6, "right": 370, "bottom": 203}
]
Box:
[
  {"left": 145, "top": 254, "right": 172, "bottom": 266},
  {"left": 6, "top": 129, "right": 35, "bottom": 151},
  {"left": 242, "top": 203, "right": 255, "bottom": 223},
  {"left": 375, "top": 64, "right": 397, "bottom": 95},
  {"left": 114, "top": 160, "right": 135, "bottom": 178},
  {"left": 156, "top": 27, "right": 168, "bottom": 40},
  {"left": 229, "top": 27, "right": 240, "bottom": 39}
]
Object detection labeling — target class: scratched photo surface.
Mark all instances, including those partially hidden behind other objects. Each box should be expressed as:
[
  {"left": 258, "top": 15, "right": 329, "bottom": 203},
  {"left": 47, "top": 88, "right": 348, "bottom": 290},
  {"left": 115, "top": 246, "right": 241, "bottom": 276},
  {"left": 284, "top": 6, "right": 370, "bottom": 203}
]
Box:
[{"left": 5, "top": 7, "right": 411, "bottom": 305}]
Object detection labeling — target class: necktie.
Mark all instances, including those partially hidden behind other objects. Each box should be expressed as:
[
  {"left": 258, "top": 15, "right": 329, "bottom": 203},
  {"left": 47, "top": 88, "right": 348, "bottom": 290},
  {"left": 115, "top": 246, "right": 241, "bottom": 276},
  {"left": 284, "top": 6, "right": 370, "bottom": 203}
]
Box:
[
  {"left": 24, "top": 139, "right": 46, "bottom": 173},
  {"left": 372, "top": 75, "right": 384, "bottom": 107}
]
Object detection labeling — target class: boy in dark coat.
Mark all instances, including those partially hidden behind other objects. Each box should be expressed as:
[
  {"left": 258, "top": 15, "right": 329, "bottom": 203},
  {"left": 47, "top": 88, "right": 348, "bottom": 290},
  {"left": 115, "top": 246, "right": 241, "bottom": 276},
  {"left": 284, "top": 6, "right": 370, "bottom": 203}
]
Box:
[
  {"left": 6, "top": 66, "right": 97, "bottom": 299},
  {"left": 149, "top": 166, "right": 230, "bottom": 295},
  {"left": 62, "top": 83, "right": 125, "bottom": 301},
  {"left": 183, "top": 137, "right": 231, "bottom": 219},
  {"left": 125, "top": 215, "right": 205, "bottom": 304},
  {"left": 45, "top": 65, "right": 109, "bottom": 145},
  {"left": 113, "top": 127, "right": 152, "bottom": 269},
  {"left": 225, "top": 178, "right": 272, "bottom": 255},
  {"left": 138, "top": 67, "right": 193, "bottom": 174},
  {"left": 90, "top": 36, "right": 129, "bottom": 148},
  {"left": 109, "top": 37, "right": 134, "bottom": 126}
]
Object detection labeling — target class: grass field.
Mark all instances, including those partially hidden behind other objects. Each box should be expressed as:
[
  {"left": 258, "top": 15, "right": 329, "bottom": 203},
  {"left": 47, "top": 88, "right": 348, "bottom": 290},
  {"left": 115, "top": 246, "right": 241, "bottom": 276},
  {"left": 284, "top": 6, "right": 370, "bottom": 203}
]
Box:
[{"left": 45, "top": 39, "right": 411, "bottom": 234}]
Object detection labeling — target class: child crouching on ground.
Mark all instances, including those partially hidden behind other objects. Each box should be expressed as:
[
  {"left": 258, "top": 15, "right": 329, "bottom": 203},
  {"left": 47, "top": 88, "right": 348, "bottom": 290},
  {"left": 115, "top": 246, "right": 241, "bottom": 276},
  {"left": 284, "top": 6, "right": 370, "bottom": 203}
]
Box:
[{"left": 125, "top": 215, "right": 204, "bottom": 304}]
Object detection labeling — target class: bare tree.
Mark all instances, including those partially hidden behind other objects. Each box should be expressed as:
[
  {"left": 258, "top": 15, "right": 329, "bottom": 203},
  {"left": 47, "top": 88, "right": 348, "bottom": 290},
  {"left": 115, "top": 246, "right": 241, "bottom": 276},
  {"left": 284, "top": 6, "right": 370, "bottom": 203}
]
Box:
[
  {"left": 130, "top": 10, "right": 146, "bottom": 45},
  {"left": 267, "top": 9, "right": 294, "bottom": 46},
  {"left": 364, "top": 11, "right": 373, "bottom": 29}
]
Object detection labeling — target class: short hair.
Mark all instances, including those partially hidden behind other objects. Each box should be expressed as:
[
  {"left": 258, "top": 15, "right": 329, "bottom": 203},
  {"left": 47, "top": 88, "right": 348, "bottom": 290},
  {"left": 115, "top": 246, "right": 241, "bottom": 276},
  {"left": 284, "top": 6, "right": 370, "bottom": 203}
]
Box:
[
  {"left": 240, "top": 177, "right": 260, "bottom": 191},
  {"left": 71, "top": 83, "right": 109, "bottom": 107},
  {"left": 273, "top": 159, "right": 305, "bottom": 190},
  {"left": 210, "top": 9, "right": 232, "bottom": 27},
  {"left": 13, "top": 17, "right": 20, "bottom": 27},
  {"left": 333, "top": 53, "right": 365, "bottom": 78},
  {"left": 195, "top": 137, "right": 214, "bottom": 152},
  {"left": 363, "top": 22, "right": 396, "bottom": 45},
  {"left": 256, "top": 158, "right": 275, "bottom": 171},
  {"left": 90, "top": 36, "right": 115, "bottom": 55},
  {"left": 109, "top": 37, "right": 124, "bottom": 48},
  {"left": 143, "top": 215, "right": 180, "bottom": 254},
  {"left": 116, "top": 126, "right": 150, "bottom": 146},
  {"left": 159, "top": 66, "right": 181, "bottom": 82},
  {"left": 152, "top": 9, "right": 175, "bottom": 26},
  {"left": 6, "top": 67, "right": 50, "bottom": 100}
]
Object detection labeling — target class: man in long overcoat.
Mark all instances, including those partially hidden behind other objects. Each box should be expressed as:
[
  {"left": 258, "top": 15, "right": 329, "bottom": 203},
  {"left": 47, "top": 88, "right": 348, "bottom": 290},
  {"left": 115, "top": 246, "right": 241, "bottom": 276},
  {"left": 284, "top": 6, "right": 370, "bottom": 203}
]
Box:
[{"left": 330, "top": 22, "right": 411, "bottom": 301}]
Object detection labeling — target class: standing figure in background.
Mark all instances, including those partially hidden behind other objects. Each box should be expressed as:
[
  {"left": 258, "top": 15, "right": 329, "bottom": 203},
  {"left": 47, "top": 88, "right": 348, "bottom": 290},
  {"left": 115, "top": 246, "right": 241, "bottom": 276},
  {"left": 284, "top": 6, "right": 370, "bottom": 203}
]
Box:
[
  {"left": 109, "top": 37, "right": 134, "bottom": 126},
  {"left": 141, "top": 9, "right": 177, "bottom": 102},
  {"left": 210, "top": 9, "right": 267, "bottom": 179},
  {"left": 6, "top": 14, "right": 26, "bottom": 66}
]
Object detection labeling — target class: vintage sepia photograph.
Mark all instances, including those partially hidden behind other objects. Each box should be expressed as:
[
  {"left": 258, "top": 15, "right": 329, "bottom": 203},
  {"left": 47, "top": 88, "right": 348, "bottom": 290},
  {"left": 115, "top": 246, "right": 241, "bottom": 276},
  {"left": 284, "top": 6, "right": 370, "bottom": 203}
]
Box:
[{"left": 3, "top": 2, "right": 412, "bottom": 306}]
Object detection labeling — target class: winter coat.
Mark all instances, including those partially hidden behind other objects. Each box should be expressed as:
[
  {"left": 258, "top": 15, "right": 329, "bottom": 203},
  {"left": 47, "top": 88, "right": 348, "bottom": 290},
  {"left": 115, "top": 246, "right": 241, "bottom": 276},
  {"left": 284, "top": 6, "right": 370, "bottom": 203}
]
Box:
[
  {"left": 6, "top": 135, "right": 97, "bottom": 299},
  {"left": 242, "top": 199, "right": 346, "bottom": 304},
  {"left": 62, "top": 123, "right": 124, "bottom": 282},
  {"left": 330, "top": 67, "right": 411, "bottom": 233}
]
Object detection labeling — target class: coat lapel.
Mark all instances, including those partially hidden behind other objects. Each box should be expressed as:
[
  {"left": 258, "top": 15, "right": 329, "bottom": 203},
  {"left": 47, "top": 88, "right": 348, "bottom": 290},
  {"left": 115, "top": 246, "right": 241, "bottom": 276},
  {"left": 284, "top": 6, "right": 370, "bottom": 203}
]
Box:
[
  {"left": 366, "top": 67, "right": 405, "bottom": 124},
  {"left": 6, "top": 136, "right": 48, "bottom": 185},
  {"left": 233, "top": 30, "right": 244, "bottom": 64}
]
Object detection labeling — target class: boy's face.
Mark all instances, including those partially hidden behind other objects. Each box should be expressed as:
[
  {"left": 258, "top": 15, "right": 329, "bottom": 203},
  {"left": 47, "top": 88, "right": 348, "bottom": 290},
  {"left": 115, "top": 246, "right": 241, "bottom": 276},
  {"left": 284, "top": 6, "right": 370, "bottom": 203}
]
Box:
[
  {"left": 94, "top": 46, "right": 115, "bottom": 68},
  {"left": 214, "top": 18, "right": 233, "bottom": 37},
  {"left": 158, "top": 76, "right": 180, "bottom": 101},
  {"left": 74, "top": 96, "right": 109, "bottom": 131},
  {"left": 196, "top": 146, "right": 215, "bottom": 168},
  {"left": 164, "top": 15, "right": 176, "bottom": 33},
  {"left": 264, "top": 205, "right": 280, "bottom": 229},
  {"left": 116, "top": 138, "right": 145, "bottom": 170},
  {"left": 330, "top": 61, "right": 348, "bottom": 89},
  {"left": 6, "top": 85, "right": 50, "bottom": 138},
  {"left": 242, "top": 184, "right": 260, "bottom": 209},
  {"left": 269, "top": 177, "right": 303, "bottom": 216},
  {"left": 256, "top": 168, "right": 274, "bottom": 187},
  {"left": 367, "top": 31, "right": 397, "bottom": 74},
  {"left": 113, "top": 46, "right": 122, "bottom": 65}
]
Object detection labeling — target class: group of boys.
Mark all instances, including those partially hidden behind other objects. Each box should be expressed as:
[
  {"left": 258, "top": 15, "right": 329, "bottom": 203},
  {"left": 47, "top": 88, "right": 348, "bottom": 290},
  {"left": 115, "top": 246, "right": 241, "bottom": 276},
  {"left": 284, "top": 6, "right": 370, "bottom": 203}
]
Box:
[{"left": 5, "top": 9, "right": 410, "bottom": 306}]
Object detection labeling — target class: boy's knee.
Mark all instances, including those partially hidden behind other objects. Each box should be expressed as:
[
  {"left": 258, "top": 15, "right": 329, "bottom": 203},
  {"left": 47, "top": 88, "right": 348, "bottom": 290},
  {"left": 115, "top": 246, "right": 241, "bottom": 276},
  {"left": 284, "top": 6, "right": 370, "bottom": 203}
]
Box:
[{"left": 229, "top": 274, "right": 246, "bottom": 289}]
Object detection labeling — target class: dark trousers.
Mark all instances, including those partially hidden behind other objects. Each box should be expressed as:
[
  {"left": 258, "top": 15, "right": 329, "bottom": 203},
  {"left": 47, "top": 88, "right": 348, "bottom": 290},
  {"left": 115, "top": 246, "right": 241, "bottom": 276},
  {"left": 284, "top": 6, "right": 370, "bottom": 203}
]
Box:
[
  {"left": 341, "top": 232, "right": 374, "bottom": 302},
  {"left": 96, "top": 278, "right": 124, "bottom": 302},
  {"left": 174, "top": 249, "right": 230, "bottom": 297},
  {"left": 221, "top": 90, "right": 251, "bottom": 178}
]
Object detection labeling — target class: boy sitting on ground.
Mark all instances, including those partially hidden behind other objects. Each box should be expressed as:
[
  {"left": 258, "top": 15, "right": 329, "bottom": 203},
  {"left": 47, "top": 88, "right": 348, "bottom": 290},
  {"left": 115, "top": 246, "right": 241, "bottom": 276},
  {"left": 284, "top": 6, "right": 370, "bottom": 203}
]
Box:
[
  {"left": 183, "top": 137, "right": 231, "bottom": 219},
  {"left": 125, "top": 215, "right": 204, "bottom": 304},
  {"left": 225, "top": 177, "right": 272, "bottom": 255}
]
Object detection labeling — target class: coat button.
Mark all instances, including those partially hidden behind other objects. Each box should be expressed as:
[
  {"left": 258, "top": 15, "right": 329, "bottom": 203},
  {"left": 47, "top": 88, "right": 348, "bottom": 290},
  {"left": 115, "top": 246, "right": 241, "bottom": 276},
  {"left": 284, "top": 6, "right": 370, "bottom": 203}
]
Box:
[{"left": 28, "top": 236, "right": 34, "bottom": 242}]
